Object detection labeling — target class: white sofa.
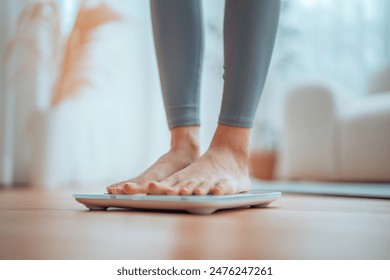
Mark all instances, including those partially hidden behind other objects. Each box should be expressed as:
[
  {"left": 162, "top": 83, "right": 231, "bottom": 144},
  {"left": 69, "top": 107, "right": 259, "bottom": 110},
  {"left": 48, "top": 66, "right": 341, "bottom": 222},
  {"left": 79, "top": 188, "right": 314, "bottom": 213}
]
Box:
[{"left": 279, "top": 68, "right": 390, "bottom": 182}]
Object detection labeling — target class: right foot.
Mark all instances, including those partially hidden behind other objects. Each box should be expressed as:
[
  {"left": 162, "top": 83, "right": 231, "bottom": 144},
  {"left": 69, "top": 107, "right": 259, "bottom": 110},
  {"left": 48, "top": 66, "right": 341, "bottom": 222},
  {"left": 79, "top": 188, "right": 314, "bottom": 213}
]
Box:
[{"left": 106, "top": 126, "right": 199, "bottom": 194}]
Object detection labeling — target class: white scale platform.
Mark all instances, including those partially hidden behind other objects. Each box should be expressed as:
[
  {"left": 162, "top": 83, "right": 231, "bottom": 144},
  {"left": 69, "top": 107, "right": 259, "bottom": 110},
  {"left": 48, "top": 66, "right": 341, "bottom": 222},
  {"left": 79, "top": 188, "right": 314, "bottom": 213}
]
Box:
[{"left": 73, "top": 191, "right": 281, "bottom": 215}]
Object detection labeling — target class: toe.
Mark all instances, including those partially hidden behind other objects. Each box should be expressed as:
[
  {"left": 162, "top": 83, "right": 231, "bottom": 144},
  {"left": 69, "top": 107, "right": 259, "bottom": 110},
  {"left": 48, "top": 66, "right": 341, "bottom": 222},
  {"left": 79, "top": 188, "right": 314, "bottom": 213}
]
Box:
[
  {"left": 123, "top": 182, "right": 147, "bottom": 194},
  {"left": 211, "top": 180, "right": 236, "bottom": 195},
  {"left": 179, "top": 181, "right": 200, "bottom": 195},
  {"left": 165, "top": 181, "right": 186, "bottom": 196},
  {"left": 193, "top": 182, "right": 212, "bottom": 195},
  {"left": 112, "top": 186, "right": 125, "bottom": 194},
  {"left": 107, "top": 183, "right": 121, "bottom": 194},
  {"left": 122, "top": 182, "right": 136, "bottom": 194},
  {"left": 211, "top": 185, "right": 223, "bottom": 195},
  {"left": 106, "top": 186, "right": 113, "bottom": 194},
  {"left": 148, "top": 181, "right": 170, "bottom": 195},
  {"left": 107, "top": 180, "right": 126, "bottom": 194},
  {"left": 147, "top": 181, "right": 161, "bottom": 194},
  {"left": 148, "top": 175, "right": 180, "bottom": 195}
]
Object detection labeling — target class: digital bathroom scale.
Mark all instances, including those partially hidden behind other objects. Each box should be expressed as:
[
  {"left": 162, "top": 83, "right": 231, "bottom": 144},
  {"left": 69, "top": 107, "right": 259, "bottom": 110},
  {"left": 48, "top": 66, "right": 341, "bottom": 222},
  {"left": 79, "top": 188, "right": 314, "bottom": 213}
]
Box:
[{"left": 73, "top": 191, "right": 281, "bottom": 214}]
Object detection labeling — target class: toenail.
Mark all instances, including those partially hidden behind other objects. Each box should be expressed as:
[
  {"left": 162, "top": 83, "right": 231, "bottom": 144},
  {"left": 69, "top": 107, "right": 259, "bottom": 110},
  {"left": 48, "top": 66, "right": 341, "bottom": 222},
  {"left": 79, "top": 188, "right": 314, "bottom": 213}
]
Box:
[
  {"left": 181, "top": 187, "right": 193, "bottom": 195},
  {"left": 213, "top": 186, "right": 223, "bottom": 195},
  {"left": 194, "top": 188, "right": 204, "bottom": 195}
]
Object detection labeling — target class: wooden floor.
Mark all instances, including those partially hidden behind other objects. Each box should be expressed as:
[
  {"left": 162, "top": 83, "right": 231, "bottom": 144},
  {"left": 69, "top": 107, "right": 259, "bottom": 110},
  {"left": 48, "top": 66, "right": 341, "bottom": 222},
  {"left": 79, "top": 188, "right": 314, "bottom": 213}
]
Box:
[{"left": 0, "top": 185, "right": 389, "bottom": 260}]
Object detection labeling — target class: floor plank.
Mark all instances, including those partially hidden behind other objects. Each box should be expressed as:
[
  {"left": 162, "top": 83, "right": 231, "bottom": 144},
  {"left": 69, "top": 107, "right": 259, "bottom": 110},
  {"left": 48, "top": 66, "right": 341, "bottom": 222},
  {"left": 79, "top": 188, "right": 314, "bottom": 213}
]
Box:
[{"left": 0, "top": 186, "right": 389, "bottom": 259}]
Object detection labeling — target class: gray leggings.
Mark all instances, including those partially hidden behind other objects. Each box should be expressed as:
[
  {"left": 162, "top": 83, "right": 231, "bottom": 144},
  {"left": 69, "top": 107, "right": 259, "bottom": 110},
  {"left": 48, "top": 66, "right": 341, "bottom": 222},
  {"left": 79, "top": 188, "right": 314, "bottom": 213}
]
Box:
[{"left": 151, "top": 0, "right": 280, "bottom": 129}]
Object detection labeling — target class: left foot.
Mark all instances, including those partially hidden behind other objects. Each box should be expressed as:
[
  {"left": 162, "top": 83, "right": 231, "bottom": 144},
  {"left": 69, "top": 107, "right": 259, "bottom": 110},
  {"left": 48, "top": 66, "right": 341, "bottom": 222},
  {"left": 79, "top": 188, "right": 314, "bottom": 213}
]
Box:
[
  {"left": 148, "top": 125, "right": 252, "bottom": 195},
  {"left": 106, "top": 126, "right": 199, "bottom": 194}
]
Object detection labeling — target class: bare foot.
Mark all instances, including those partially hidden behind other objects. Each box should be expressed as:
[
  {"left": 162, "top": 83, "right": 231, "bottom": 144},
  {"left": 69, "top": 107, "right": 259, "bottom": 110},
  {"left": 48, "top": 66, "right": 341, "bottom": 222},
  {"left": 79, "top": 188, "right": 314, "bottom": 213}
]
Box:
[
  {"left": 148, "top": 125, "right": 252, "bottom": 195},
  {"left": 107, "top": 127, "right": 199, "bottom": 194}
]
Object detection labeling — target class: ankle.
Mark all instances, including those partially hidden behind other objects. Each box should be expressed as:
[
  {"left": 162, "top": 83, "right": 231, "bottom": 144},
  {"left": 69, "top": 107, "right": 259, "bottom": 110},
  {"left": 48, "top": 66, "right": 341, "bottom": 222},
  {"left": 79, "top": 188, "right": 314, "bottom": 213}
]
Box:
[
  {"left": 209, "top": 125, "right": 250, "bottom": 160},
  {"left": 170, "top": 126, "right": 200, "bottom": 157}
]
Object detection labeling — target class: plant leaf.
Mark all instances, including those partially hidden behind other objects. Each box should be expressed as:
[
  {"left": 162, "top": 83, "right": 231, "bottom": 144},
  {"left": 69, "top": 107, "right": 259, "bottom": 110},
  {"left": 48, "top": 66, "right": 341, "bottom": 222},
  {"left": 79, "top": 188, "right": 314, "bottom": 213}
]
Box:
[{"left": 52, "top": 2, "right": 120, "bottom": 106}]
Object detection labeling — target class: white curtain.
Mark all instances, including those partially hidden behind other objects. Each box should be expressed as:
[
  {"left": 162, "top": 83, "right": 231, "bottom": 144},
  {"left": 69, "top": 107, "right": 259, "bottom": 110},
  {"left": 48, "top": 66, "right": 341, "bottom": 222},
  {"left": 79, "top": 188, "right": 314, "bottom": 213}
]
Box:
[
  {"left": 0, "top": 0, "right": 226, "bottom": 187},
  {"left": 0, "top": 0, "right": 170, "bottom": 187}
]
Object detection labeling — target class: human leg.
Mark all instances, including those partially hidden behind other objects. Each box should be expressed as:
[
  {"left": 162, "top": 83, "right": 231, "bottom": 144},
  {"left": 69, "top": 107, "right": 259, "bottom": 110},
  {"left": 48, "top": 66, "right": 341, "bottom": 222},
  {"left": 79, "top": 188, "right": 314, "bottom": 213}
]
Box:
[
  {"left": 219, "top": 0, "right": 280, "bottom": 128},
  {"left": 150, "top": 0, "right": 204, "bottom": 129},
  {"left": 107, "top": 0, "right": 204, "bottom": 194},
  {"left": 149, "top": 0, "right": 280, "bottom": 195}
]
